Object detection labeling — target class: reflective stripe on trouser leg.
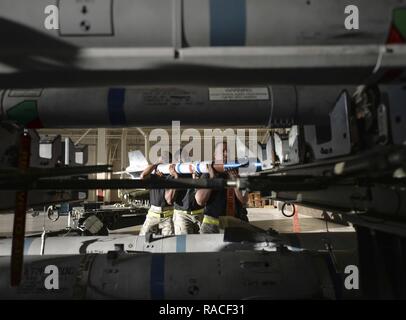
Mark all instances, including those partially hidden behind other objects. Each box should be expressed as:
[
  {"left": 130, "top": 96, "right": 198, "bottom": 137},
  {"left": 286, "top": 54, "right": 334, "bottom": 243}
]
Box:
[
  {"left": 191, "top": 208, "right": 204, "bottom": 215},
  {"left": 200, "top": 215, "right": 220, "bottom": 234},
  {"left": 148, "top": 208, "right": 174, "bottom": 218},
  {"left": 202, "top": 215, "right": 220, "bottom": 225}
]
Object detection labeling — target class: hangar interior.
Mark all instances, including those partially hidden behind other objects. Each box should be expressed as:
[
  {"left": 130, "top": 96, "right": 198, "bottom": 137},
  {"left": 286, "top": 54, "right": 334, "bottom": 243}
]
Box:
[{"left": 0, "top": 0, "right": 406, "bottom": 300}]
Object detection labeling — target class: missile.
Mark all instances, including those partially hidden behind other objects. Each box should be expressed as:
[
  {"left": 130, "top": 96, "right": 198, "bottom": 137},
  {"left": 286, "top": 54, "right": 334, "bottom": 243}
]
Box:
[
  {"left": 0, "top": 86, "right": 351, "bottom": 128},
  {"left": 146, "top": 161, "right": 260, "bottom": 176},
  {"left": 0, "top": 251, "right": 340, "bottom": 299},
  {"left": 1, "top": 0, "right": 404, "bottom": 89},
  {"left": 0, "top": 0, "right": 396, "bottom": 52},
  {"left": 117, "top": 161, "right": 237, "bottom": 177},
  {"left": 118, "top": 161, "right": 262, "bottom": 179},
  {"left": 0, "top": 234, "right": 282, "bottom": 256},
  {"left": 116, "top": 150, "right": 262, "bottom": 178},
  {"left": 0, "top": 231, "right": 357, "bottom": 256}
]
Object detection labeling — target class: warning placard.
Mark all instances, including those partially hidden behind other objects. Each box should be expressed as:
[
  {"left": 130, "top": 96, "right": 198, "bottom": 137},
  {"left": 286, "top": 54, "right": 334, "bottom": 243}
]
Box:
[{"left": 209, "top": 87, "right": 269, "bottom": 101}]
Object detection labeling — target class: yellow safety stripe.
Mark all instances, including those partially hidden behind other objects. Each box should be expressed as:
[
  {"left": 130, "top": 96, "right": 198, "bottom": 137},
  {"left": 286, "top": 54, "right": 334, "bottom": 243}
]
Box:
[
  {"left": 202, "top": 215, "right": 220, "bottom": 225},
  {"left": 148, "top": 208, "right": 174, "bottom": 218},
  {"left": 191, "top": 208, "right": 204, "bottom": 215},
  {"left": 174, "top": 209, "right": 188, "bottom": 216},
  {"left": 174, "top": 208, "right": 204, "bottom": 215}
]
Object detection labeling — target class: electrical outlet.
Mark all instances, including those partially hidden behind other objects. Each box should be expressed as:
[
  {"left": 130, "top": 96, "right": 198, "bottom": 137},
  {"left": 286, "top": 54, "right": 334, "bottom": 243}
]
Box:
[{"left": 59, "top": 0, "right": 113, "bottom": 36}]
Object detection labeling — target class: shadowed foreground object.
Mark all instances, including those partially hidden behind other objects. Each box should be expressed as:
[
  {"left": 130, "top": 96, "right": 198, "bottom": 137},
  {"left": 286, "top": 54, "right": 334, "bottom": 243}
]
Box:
[{"left": 0, "top": 251, "right": 343, "bottom": 299}]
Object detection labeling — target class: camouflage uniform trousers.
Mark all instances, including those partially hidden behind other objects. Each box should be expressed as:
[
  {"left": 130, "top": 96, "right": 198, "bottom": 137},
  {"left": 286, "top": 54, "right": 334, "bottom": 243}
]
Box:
[
  {"left": 139, "top": 208, "right": 174, "bottom": 236},
  {"left": 173, "top": 209, "right": 204, "bottom": 235}
]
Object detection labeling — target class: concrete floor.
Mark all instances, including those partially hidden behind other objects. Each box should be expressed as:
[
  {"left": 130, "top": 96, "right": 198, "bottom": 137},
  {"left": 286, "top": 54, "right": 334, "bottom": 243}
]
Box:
[
  {"left": 0, "top": 206, "right": 354, "bottom": 237},
  {"left": 247, "top": 207, "right": 354, "bottom": 233}
]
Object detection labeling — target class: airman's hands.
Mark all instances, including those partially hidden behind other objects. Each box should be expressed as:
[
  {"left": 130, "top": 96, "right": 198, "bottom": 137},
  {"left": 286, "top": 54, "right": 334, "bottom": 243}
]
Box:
[
  {"left": 227, "top": 169, "right": 239, "bottom": 179},
  {"left": 169, "top": 164, "right": 179, "bottom": 178}
]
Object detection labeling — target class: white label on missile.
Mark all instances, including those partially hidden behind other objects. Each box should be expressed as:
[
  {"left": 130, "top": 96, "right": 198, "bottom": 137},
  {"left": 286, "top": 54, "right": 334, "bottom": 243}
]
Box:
[
  {"left": 8, "top": 89, "right": 43, "bottom": 97},
  {"left": 209, "top": 87, "right": 269, "bottom": 101}
]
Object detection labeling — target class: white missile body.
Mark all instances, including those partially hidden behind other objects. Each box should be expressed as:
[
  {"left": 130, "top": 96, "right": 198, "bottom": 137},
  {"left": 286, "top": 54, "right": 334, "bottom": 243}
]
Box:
[
  {"left": 0, "top": 251, "right": 339, "bottom": 299},
  {"left": 0, "top": 234, "right": 284, "bottom": 256},
  {"left": 118, "top": 150, "right": 262, "bottom": 178},
  {"left": 0, "top": 86, "right": 351, "bottom": 128}
]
